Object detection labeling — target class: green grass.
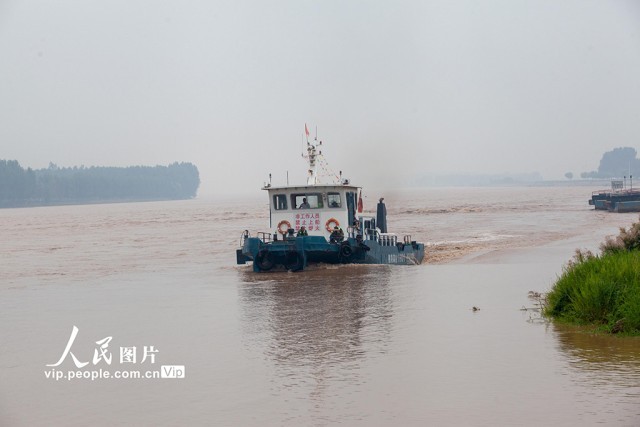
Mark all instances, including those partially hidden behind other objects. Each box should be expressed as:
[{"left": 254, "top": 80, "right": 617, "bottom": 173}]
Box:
[{"left": 544, "top": 216, "right": 640, "bottom": 335}]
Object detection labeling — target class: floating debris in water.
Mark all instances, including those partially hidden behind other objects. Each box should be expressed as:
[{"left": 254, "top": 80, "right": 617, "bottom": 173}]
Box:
[{"left": 524, "top": 291, "right": 548, "bottom": 324}]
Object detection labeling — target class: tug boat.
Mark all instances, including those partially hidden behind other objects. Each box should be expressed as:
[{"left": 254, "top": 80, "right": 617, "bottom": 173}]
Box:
[{"left": 236, "top": 128, "right": 425, "bottom": 272}]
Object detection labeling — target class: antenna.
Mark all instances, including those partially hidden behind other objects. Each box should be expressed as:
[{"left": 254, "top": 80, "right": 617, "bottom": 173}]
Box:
[
  {"left": 301, "top": 127, "right": 341, "bottom": 185},
  {"left": 287, "top": 171, "right": 289, "bottom": 186},
  {"left": 303, "top": 127, "right": 318, "bottom": 185}
]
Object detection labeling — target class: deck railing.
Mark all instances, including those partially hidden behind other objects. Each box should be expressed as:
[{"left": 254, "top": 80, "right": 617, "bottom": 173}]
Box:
[
  {"left": 257, "top": 232, "right": 273, "bottom": 243},
  {"left": 379, "top": 233, "right": 397, "bottom": 246}
]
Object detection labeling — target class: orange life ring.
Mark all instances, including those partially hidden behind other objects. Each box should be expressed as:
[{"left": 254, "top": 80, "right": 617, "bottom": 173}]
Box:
[
  {"left": 277, "top": 220, "right": 292, "bottom": 235},
  {"left": 325, "top": 218, "right": 340, "bottom": 232}
]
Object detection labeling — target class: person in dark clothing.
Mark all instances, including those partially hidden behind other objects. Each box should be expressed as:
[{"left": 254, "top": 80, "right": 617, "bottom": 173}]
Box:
[{"left": 330, "top": 226, "right": 344, "bottom": 243}]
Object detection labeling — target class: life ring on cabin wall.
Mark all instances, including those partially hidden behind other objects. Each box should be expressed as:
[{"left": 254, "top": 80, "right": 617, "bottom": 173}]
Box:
[
  {"left": 277, "top": 220, "right": 292, "bottom": 235},
  {"left": 325, "top": 218, "right": 340, "bottom": 232}
]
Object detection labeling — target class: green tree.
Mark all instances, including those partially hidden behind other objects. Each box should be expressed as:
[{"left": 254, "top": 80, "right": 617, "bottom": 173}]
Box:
[{"left": 598, "top": 147, "right": 640, "bottom": 178}]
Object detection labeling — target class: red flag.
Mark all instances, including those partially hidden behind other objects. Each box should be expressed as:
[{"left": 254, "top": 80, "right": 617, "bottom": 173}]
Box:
[
  {"left": 305, "top": 123, "right": 310, "bottom": 137},
  {"left": 357, "top": 192, "right": 363, "bottom": 213}
]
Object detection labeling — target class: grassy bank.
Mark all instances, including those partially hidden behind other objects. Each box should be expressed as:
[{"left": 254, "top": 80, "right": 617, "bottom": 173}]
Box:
[{"left": 544, "top": 218, "right": 640, "bottom": 335}]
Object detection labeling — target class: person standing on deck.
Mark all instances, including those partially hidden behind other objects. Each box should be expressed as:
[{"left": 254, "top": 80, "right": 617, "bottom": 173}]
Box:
[{"left": 330, "top": 226, "right": 344, "bottom": 243}]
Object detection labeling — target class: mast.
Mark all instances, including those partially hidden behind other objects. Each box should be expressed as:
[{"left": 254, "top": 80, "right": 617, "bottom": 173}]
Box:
[
  {"left": 302, "top": 123, "right": 320, "bottom": 185},
  {"left": 301, "top": 124, "right": 341, "bottom": 185},
  {"left": 305, "top": 138, "right": 319, "bottom": 185}
]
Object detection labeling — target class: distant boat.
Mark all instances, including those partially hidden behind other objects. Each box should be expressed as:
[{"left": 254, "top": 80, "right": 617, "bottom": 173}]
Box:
[
  {"left": 589, "top": 179, "right": 640, "bottom": 212},
  {"left": 236, "top": 128, "right": 425, "bottom": 272}
]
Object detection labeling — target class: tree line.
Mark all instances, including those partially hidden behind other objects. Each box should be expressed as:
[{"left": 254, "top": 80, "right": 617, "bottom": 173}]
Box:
[
  {"left": 580, "top": 147, "right": 640, "bottom": 179},
  {"left": 0, "top": 160, "right": 200, "bottom": 208}
]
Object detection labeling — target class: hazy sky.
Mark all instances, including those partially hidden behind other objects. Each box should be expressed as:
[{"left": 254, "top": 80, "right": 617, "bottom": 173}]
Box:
[{"left": 1, "top": 1, "right": 639, "bottom": 195}]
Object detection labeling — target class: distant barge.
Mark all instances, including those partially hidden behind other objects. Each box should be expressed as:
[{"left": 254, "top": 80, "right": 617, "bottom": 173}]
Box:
[
  {"left": 589, "top": 179, "right": 640, "bottom": 212},
  {"left": 236, "top": 127, "right": 425, "bottom": 272}
]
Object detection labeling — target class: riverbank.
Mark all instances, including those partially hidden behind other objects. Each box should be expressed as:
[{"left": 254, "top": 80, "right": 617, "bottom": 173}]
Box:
[
  {"left": 0, "top": 160, "right": 200, "bottom": 208},
  {"left": 543, "top": 218, "right": 640, "bottom": 335}
]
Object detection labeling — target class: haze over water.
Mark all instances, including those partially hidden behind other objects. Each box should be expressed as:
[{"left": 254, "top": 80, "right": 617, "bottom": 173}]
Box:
[{"left": 1, "top": 186, "right": 640, "bottom": 426}]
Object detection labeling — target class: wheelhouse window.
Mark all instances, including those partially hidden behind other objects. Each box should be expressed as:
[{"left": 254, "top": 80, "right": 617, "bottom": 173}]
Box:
[
  {"left": 292, "top": 193, "right": 323, "bottom": 209},
  {"left": 273, "top": 194, "right": 287, "bottom": 210},
  {"left": 327, "top": 192, "right": 342, "bottom": 208}
]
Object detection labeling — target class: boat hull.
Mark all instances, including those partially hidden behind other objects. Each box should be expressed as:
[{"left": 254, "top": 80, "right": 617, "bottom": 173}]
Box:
[
  {"left": 589, "top": 190, "right": 640, "bottom": 212},
  {"left": 237, "top": 236, "right": 425, "bottom": 272},
  {"left": 612, "top": 200, "right": 640, "bottom": 213}
]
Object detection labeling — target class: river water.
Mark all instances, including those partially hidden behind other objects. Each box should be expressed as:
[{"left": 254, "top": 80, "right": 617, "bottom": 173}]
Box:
[{"left": 1, "top": 186, "right": 639, "bottom": 426}]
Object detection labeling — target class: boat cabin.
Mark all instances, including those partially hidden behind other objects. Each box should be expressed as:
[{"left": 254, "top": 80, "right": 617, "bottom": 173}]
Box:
[{"left": 264, "top": 184, "right": 361, "bottom": 238}]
